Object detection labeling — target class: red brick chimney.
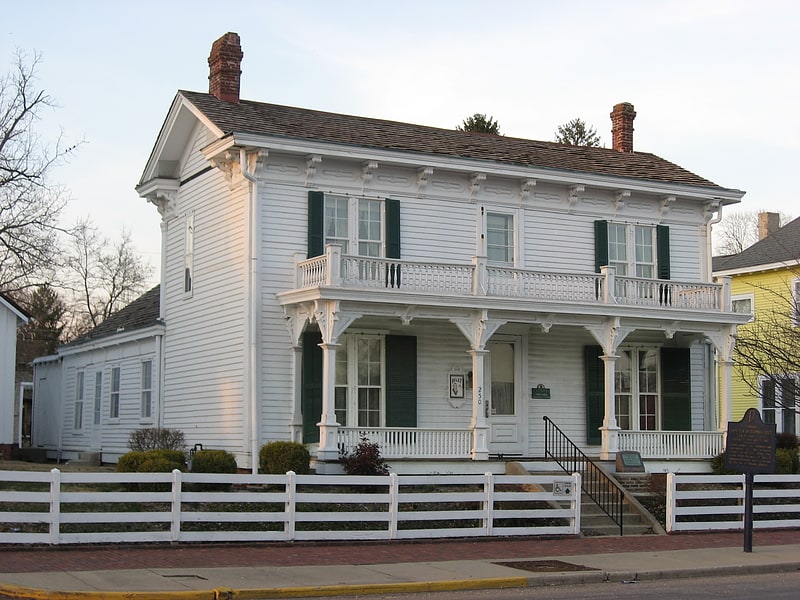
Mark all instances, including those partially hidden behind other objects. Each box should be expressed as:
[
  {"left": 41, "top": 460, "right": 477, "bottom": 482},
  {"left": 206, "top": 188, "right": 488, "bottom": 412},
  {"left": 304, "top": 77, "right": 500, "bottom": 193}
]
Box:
[
  {"left": 758, "top": 212, "right": 781, "bottom": 240},
  {"left": 611, "top": 102, "right": 636, "bottom": 152},
  {"left": 208, "top": 32, "right": 243, "bottom": 103}
]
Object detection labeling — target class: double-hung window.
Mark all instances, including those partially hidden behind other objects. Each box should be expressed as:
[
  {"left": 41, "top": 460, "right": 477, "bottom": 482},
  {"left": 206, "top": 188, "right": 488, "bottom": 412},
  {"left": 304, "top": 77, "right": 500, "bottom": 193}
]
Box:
[
  {"left": 110, "top": 366, "right": 121, "bottom": 419},
  {"left": 793, "top": 278, "right": 800, "bottom": 327},
  {"left": 731, "top": 293, "right": 755, "bottom": 321},
  {"left": 486, "top": 212, "right": 515, "bottom": 264},
  {"left": 332, "top": 334, "right": 385, "bottom": 428},
  {"left": 74, "top": 371, "right": 85, "bottom": 430},
  {"left": 93, "top": 372, "right": 102, "bottom": 425},
  {"left": 761, "top": 375, "right": 798, "bottom": 435},
  {"left": 141, "top": 360, "right": 153, "bottom": 420}
]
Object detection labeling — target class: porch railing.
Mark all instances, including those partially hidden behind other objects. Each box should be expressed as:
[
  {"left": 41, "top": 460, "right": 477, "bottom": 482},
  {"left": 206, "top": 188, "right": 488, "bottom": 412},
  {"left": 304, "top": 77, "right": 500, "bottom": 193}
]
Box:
[
  {"left": 543, "top": 416, "right": 625, "bottom": 535},
  {"left": 338, "top": 427, "right": 472, "bottom": 459},
  {"left": 296, "top": 248, "right": 728, "bottom": 312},
  {"left": 618, "top": 430, "right": 724, "bottom": 459}
]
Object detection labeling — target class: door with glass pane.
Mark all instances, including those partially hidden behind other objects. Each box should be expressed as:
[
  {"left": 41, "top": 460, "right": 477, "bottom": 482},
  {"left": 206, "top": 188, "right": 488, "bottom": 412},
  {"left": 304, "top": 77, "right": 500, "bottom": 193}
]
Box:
[{"left": 487, "top": 340, "right": 523, "bottom": 455}]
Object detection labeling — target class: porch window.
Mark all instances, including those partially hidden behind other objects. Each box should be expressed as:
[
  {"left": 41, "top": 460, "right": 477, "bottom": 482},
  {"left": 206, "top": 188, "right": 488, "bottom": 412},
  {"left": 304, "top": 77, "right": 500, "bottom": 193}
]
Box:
[
  {"left": 109, "top": 366, "right": 121, "bottom": 419},
  {"left": 614, "top": 348, "right": 660, "bottom": 431},
  {"left": 486, "top": 212, "right": 514, "bottom": 264},
  {"left": 761, "top": 375, "right": 798, "bottom": 435},
  {"left": 309, "top": 192, "right": 400, "bottom": 260},
  {"left": 74, "top": 371, "right": 85, "bottom": 430},
  {"left": 336, "top": 334, "right": 385, "bottom": 427},
  {"left": 596, "top": 221, "right": 670, "bottom": 280}
]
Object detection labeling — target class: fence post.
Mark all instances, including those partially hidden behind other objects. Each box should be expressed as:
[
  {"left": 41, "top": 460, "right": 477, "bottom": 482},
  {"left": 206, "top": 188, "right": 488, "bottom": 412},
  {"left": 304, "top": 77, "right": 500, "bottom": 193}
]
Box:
[
  {"left": 49, "top": 468, "right": 61, "bottom": 545},
  {"left": 484, "top": 472, "right": 494, "bottom": 536},
  {"left": 285, "top": 471, "right": 296, "bottom": 541},
  {"left": 389, "top": 473, "right": 399, "bottom": 540},
  {"left": 665, "top": 472, "right": 676, "bottom": 532},
  {"left": 572, "top": 473, "right": 582, "bottom": 535},
  {"left": 171, "top": 469, "right": 182, "bottom": 542}
]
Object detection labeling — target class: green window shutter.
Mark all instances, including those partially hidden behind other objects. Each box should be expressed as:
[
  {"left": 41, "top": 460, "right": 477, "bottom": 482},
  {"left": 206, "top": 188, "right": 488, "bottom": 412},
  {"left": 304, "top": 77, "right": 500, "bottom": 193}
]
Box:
[
  {"left": 594, "top": 220, "right": 609, "bottom": 273},
  {"left": 385, "top": 335, "right": 417, "bottom": 427},
  {"left": 657, "top": 225, "right": 671, "bottom": 280},
  {"left": 385, "top": 198, "right": 401, "bottom": 259},
  {"left": 307, "top": 191, "right": 325, "bottom": 258},
  {"left": 584, "top": 345, "right": 604, "bottom": 445},
  {"left": 301, "top": 330, "right": 323, "bottom": 443},
  {"left": 661, "top": 347, "right": 691, "bottom": 431}
]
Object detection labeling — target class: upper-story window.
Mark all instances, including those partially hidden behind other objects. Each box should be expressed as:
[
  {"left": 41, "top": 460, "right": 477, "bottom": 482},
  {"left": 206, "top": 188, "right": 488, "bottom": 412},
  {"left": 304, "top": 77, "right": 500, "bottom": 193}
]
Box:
[
  {"left": 486, "top": 212, "right": 515, "bottom": 264},
  {"left": 732, "top": 293, "right": 755, "bottom": 321},
  {"left": 596, "top": 221, "right": 670, "bottom": 280},
  {"left": 309, "top": 192, "right": 400, "bottom": 260}
]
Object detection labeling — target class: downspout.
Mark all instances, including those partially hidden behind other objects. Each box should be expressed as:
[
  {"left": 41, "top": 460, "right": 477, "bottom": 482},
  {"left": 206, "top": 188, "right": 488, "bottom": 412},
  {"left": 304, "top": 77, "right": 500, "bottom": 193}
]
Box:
[{"left": 240, "top": 147, "right": 261, "bottom": 473}]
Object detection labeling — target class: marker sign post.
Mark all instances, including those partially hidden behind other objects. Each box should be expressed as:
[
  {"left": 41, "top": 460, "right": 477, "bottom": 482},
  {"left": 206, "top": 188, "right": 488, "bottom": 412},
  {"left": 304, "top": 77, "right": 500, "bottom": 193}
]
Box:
[{"left": 724, "top": 408, "right": 776, "bottom": 552}]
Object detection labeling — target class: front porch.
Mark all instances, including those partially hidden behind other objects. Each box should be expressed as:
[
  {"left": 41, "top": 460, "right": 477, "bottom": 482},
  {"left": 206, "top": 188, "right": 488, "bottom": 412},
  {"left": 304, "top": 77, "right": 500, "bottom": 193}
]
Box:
[{"left": 336, "top": 426, "right": 725, "bottom": 461}]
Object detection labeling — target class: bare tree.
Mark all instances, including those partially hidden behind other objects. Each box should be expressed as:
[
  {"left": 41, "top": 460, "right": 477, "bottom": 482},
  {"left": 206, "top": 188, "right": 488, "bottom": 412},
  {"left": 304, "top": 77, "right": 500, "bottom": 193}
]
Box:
[
  {"left": 714, "top": 210, "right": 793, "bottom": 255},
  {"left": 0, "top": 50, "right": 78, "bottom": 291},
  {"left": 734, "top": 274, "right": 800, "bottom": 414},
  {"left": 63, "top": 218, "right": 152, "bottom": 338}
]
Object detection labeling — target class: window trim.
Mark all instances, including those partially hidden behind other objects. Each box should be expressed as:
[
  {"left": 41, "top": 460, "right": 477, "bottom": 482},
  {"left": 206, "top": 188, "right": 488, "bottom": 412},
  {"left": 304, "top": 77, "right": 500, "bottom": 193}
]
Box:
[{"left": 731, "top": 292, "right": 755, "bottom": 322}]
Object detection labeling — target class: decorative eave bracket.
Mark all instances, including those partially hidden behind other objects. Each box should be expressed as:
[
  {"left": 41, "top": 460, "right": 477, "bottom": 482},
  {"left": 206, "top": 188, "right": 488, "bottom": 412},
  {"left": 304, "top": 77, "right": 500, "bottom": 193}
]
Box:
[{"left": 568, "top": 185, "right": 585, "bottom": 211}]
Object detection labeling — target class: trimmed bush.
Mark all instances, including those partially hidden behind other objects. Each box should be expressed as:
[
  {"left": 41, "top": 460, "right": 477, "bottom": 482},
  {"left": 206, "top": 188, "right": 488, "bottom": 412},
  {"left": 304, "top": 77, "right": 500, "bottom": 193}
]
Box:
[
  {"left": 710, "top": 452, "right": 737, "bottom": 475},
  {"left": 776, "top": 448, "right": 800, "bottom": 474},
  {"left": 128, "top": 427, "right": 186, "bottom": 452},
  {"left": 339, "top": 436, "right": 389, "bottom": 475},
  {"left": 117, "top": 449, "right": 186, "bottom": 473},
  {"left": 259, "top": 441, "right": 310, "bottom": 474},
  {"left": 776, "top": 432, "right": 799, "bottom": 450},
  {"left": 190, "top": 449, "right": 238, "bottom": 474}
]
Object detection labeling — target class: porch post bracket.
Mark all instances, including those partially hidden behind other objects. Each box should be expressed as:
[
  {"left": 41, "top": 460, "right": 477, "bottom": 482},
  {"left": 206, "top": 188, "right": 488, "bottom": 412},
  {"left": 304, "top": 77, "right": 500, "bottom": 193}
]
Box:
[
  {"left": 283, "top": 303, "right": 314, "bottom": 346},
  {"left": 450, "top": 310, "right": 507, "bottom": 351},
  {"left": 663, "top": 321, "right": 682, "bottom": 340},
  {"left": 584, "top": 317, "right": 634, "bottom": 356},
  {"left": 705, "top": 325, "right": 737, "bottom": 363},
  {"left": 312, "top": 299, "right": 361, "bottom": 345}
]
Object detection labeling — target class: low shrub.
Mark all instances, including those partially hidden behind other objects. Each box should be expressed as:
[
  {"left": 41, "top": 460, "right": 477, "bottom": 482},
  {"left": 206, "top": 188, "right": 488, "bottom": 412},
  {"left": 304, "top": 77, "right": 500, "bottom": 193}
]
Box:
[
  {"left": 117, "top": 449, "right": 186, "bottom": 473},
  {"left": 776, "top": 448, "right": 800, "bottom": 474},
  {"left": 191, "top": 449, "right": 238, "bottom": 474},
  {"left": 259, "top": 441, "right": 311, "bottom": 474},
  {"left": 776, "top": 432, "right": 799, "bottom": 450},
  {"left": 128, "top": 427, "right": 186, "bottom": 452},
  {"left": 710, "top": 452, "right": 737, "bottom": 475},
  {"left": 339, "top": 436, "right": 389, "bottom": 476}
]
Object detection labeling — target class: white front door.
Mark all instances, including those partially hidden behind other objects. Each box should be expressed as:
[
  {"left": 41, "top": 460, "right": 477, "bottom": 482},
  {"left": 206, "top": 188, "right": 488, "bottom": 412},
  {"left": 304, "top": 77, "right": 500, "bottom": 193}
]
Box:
[{"left": 487, "top": 339, "right": 524, "bottom": 456}]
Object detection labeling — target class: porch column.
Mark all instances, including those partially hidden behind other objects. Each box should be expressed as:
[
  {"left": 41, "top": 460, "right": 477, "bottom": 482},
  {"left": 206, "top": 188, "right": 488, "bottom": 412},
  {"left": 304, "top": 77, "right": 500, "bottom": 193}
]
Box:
[
  {"left": 317, "top": 342, "right": 341, "bottom": 461},
  {"left": 718, "top": 359, "right": 734, "bottom": 429},
  {"left": 600, "top": 353, "right": 620, "bottom": 460},
  {"left": 469, "top": 349, "right": 490, "bottom": 460},
  {"left": 289, "top": 345, "right": 303, "bottom": 443}
]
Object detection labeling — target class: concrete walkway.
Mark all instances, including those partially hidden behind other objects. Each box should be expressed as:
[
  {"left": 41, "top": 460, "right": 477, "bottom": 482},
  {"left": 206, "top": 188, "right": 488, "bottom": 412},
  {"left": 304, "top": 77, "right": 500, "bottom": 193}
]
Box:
[{"left": 0, "top": 530, "right": 798, "bottom": 599}]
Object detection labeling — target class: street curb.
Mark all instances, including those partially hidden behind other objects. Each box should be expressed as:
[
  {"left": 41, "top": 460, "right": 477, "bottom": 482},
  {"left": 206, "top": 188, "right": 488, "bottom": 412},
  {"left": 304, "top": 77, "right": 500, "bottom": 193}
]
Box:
[{"left": 1, "top": 563, "right": 799, "bottom": 599}]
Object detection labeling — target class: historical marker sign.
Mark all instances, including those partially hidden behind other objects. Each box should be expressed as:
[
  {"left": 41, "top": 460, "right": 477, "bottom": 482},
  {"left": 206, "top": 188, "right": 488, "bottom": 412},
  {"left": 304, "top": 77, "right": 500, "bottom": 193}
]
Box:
[
  {"left": 725, "top": 408, "right": 776, "bottom": 474},
  {"left": 724, "top": 407, "right": 776, "bottom": 553}
]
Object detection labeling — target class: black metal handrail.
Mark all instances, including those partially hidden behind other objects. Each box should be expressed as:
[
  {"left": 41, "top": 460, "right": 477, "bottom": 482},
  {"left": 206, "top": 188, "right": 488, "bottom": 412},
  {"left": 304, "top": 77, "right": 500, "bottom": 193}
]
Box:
[{"left": 543, "top": 416, "right": 624, "bottom": 535}]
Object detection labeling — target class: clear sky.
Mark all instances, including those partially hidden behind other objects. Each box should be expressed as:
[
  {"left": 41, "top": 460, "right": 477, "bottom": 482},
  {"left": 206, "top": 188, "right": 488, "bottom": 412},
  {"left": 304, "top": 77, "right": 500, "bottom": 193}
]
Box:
[{"left": 4, "top": 0, "right": 798, "bottom": 286}]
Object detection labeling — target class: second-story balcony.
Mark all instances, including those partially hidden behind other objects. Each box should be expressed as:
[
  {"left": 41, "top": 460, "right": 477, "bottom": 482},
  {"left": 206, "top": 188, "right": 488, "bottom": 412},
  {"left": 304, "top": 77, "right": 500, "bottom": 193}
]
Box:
[{"left": 288, "top": 245, "right": 730, "bottom": 316}]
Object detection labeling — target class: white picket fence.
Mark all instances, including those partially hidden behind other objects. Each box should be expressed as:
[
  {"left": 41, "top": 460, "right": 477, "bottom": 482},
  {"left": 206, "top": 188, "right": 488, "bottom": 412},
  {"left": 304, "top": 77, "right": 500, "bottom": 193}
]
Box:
[
  {"left": 0, "top": 469, "right": 581, "bottom": 545},
  {"left": 666, "top": 473, "right": 800, "bottom": 532}
]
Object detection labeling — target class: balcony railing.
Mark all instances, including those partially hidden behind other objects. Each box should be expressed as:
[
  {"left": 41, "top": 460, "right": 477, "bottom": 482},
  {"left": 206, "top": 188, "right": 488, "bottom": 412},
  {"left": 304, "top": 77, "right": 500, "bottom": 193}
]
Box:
[
  {"left": 295, "top": 246, "right": 729, "bottom": 312},
  {"left": 617, "top": 430, "right": 724, "bottom": 459},
  {"left": 338, "top": 427, "right": 472, "bottom": 459}
]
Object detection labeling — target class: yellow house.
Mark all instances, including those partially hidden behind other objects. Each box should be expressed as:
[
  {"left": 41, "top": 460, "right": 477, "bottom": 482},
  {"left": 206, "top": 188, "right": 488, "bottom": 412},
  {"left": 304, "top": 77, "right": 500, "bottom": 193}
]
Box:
[{"left": 713, "top": 213, "right": 800, "bottom": 433}]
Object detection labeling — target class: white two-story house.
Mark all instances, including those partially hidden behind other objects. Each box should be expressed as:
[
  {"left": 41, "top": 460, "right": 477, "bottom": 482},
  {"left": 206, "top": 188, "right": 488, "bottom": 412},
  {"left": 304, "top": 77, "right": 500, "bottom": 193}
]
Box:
[{"left": 36, "top": 33, "right": 749, "bottom": 473}]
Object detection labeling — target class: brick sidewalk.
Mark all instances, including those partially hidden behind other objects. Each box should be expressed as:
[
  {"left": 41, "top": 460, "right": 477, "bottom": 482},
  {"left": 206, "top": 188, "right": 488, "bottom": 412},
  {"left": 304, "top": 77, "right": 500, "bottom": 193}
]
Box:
[{"left": 1, "top": 530, "right": 798, "bottom": 573}]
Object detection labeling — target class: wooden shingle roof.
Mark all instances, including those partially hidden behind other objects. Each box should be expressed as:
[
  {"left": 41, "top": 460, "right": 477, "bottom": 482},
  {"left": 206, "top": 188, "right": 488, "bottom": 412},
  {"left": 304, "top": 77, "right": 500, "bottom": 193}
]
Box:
[
  {"left": 713, "top": 217, "right": 800, "bottom": 273},
  {"left": 180, "top": 90, "right": 736, "bottom": 192}
]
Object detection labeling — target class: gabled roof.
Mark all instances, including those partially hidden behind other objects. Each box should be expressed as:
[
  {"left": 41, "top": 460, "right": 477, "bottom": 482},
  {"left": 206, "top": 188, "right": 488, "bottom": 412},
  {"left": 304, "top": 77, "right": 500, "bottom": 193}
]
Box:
[
  {"left": 66, "top": 286, "right": 161, "bottom": 346},
  {"left": 0, "top": 291, "right": 31, "bottom": 324},
  {"left": 713, "top": 216, "right": 800, "bottom": 274},
  {"left": 170, "top": 90, "right": 741, "bottom": 194}
]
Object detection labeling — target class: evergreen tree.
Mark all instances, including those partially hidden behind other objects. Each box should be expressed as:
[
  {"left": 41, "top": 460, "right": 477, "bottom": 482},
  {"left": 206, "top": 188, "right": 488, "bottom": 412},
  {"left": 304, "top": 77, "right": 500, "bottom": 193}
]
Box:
[
  {"left": 457, "top": 113, "right": 501, "bottom": 134},
  {"left": 555, "top": 118, "right": 601, "bottom": 146}
]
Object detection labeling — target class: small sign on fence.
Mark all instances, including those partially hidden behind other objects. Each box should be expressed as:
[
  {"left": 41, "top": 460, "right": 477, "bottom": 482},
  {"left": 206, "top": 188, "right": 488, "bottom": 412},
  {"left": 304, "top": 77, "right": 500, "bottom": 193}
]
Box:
[{"left": 725, "top": 408, "right": 776, "bottom": 553}]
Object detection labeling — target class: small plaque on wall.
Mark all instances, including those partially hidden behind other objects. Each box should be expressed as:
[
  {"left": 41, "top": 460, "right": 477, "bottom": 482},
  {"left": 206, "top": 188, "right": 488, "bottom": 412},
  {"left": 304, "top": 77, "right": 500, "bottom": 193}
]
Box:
[{"left": 531, "top": 385, "right": 550, "bottom": 399}]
